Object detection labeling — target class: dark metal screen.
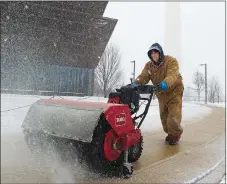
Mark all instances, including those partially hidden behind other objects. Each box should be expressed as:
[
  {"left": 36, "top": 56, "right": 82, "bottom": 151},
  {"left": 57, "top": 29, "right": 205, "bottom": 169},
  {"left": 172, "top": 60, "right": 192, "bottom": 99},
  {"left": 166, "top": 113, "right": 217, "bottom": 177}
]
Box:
[{"left": 1, "top": 63, "right": 94, "bottom": 95}]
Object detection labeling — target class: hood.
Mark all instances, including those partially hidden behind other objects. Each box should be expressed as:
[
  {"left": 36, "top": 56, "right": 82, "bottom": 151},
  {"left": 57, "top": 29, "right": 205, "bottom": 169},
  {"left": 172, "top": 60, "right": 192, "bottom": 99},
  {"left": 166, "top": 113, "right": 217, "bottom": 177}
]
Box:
[{"left": 147, "top": 43, "right": 164, "bottom": 66}]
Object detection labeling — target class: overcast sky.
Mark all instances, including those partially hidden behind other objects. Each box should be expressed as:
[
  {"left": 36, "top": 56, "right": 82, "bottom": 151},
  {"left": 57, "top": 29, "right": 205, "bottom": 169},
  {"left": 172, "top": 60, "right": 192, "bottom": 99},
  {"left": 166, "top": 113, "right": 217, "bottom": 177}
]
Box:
[{"left": 103, "top": 2, "right": 225, "bottom": 94}]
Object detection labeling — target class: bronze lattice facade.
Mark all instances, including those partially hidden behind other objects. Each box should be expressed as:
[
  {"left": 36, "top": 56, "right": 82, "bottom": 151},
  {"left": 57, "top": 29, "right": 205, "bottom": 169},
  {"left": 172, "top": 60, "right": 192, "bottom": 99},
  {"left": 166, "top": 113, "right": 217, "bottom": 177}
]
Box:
[{"left": 1, "top": 1, "right": 117, "bottom": 96}]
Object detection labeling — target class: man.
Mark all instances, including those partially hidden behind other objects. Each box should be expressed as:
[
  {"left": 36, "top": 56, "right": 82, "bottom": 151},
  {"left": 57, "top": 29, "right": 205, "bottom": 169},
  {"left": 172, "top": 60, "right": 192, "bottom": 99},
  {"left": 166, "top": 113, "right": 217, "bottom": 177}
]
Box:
[{"left": 133, "top": 43, "right": 184, "bottom": 145}]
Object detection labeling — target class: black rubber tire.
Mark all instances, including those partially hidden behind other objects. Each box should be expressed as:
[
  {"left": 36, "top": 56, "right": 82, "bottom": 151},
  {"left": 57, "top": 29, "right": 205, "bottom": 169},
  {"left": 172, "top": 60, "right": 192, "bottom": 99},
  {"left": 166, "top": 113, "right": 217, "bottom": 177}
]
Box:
[
  {"left": 88, "top": 114, "right": 124, "bottom": 176},
  {"left": 128, "top": 135, "right": 143, "bottom": 162}
]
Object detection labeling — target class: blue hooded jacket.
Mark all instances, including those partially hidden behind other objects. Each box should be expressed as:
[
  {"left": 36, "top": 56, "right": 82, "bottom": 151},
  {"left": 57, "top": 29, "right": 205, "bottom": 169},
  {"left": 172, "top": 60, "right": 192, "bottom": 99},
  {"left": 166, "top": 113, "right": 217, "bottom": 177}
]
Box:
[{"left": 147, "top": 43, "right": 164, "bottom": 66}]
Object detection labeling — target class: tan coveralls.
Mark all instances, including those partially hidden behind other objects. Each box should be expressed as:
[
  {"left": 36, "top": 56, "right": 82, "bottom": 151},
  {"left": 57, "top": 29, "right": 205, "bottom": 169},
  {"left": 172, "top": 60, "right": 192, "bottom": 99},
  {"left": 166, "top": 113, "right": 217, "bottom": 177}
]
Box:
[{"left": 135, "top": 55, "right": 184, "bottom": 137}]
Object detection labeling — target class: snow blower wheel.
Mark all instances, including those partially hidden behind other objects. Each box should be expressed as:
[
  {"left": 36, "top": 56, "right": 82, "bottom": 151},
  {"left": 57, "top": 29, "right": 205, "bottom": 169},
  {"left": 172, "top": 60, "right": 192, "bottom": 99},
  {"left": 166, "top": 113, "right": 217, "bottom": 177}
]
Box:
[
  {"left": 21, "top": 84, "right": 160, "bottom": 178},
  {"left": 128, "top": 135, "right": 143, "bottom": 162},
  {"left": 88, "top": 115, "right": 125, "bottom": 176}
]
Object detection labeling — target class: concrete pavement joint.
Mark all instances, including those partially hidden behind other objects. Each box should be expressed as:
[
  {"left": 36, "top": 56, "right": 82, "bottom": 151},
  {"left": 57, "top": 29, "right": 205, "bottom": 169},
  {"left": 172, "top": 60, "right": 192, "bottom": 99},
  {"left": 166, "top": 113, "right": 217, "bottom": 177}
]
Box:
[{"left": 183, "top": 156, "right": 225, "bottom": 184}]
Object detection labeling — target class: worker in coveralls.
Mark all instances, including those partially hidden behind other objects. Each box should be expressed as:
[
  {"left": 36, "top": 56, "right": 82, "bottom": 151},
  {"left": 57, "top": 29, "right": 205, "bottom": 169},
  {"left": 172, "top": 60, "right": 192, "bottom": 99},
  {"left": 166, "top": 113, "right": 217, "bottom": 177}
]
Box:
[{"left": 133, "top": 43, "right": 184, "bottom": 145}]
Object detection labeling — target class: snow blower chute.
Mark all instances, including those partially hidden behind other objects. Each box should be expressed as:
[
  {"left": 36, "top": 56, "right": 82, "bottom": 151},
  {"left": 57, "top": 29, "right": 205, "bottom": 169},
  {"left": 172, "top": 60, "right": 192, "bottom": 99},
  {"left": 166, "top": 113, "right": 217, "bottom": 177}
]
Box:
[{"left": 22, "top": 84, "right": 159, "bottom": 178}]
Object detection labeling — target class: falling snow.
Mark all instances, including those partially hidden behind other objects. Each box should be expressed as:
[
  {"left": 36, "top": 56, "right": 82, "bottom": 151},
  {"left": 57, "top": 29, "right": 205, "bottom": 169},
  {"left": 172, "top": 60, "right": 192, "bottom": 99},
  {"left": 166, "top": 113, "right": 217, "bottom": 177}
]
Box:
[
  {"left": 1, "top": 1, "right": 225, "bottom": 183},
  {"left": 1, "top": 1, "right": 117, "bottom": 95}
]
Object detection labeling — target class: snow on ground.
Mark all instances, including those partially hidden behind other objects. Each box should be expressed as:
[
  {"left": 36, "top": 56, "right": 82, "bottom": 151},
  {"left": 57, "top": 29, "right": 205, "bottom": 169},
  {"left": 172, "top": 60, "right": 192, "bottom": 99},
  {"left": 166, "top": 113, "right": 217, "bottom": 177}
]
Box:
[
  {"left": 206, "top": 102, "right": 225, "bottom": 108},
  {"left": 189, "top": 101, "right": 225, "bottom": 108},
  {"left": 1, "top": 94, "right": 213, "bottom": 135},
  {"left": 136, "top": 99, "right": 212, "bottom": 132}
]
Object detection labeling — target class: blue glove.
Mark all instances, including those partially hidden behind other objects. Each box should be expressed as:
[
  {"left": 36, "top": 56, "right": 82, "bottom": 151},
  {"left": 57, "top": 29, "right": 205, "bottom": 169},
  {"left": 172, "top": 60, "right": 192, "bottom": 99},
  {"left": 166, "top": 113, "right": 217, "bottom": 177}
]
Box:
[
  {"left": 160, "top": 81, "right": 168, "bottom": 91},
  {"left": 131, "top": 81, "right": 137, "bottom": 85}
]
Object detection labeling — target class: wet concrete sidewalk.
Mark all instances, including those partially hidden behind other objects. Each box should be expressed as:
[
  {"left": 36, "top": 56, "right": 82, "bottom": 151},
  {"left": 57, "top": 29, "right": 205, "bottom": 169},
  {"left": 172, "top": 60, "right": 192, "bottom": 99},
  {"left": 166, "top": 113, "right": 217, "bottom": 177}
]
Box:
[
  {"left": 1, "top": 107, "right": 225, "bottom": 183},
  {"left": 88, "top": 107, "right": 226, "bottom": 183}
]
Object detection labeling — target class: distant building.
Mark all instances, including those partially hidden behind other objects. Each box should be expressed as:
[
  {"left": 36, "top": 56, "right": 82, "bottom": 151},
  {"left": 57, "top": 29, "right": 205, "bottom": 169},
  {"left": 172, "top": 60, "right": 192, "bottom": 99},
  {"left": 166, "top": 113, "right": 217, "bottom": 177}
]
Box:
[{"left": 1, "top": 1, "right": 117, "bottom": 96}]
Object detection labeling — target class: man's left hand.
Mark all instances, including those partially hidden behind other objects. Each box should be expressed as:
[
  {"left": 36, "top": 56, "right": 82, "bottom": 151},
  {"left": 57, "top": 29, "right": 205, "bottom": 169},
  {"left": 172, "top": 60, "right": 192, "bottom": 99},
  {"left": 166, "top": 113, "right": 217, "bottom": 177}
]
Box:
[
  {"left": 131, "top": 81, "right": 137, "bottom": 85},
  {"left": 160, "top": 81, "right": 168, "bottom": 91}
]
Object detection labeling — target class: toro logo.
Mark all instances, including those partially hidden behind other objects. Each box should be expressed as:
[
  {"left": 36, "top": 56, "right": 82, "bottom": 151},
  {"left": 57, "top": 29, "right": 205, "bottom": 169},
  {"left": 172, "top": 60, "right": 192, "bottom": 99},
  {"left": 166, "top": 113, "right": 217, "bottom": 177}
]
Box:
[{"left": 115, "top": 113, "right": 126, "bottom": 126}]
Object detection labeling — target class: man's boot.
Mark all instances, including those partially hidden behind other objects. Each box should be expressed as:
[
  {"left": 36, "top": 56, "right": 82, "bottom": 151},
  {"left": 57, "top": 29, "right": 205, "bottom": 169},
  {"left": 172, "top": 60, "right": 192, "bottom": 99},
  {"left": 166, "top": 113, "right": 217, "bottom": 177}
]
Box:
[{"left": 165, "top": 135, "right": 180, "bottom": 145}]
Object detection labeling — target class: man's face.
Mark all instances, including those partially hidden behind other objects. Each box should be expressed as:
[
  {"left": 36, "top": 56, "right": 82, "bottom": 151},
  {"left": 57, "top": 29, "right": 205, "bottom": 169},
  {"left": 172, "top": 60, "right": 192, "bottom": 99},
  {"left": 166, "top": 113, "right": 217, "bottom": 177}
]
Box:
[{"left": 151, "top": 50, "right": 160, "bottom": 62}]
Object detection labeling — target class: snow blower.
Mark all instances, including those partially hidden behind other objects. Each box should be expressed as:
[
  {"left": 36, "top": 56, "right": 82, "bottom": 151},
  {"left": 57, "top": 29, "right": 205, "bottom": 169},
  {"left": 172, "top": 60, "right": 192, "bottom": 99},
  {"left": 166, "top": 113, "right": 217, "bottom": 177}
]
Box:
[{"left": 21, "top": 84, "right": 160, "bottom": 178}]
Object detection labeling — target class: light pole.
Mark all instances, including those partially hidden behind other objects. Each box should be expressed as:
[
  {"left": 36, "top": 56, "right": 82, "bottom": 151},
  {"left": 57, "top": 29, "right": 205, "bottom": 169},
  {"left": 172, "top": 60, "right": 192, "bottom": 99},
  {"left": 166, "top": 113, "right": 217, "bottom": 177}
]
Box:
[
  {"left": 130, "top": 60, "right": 135, "bottom": 81},
  {"left": 200, "top": 63, "right": 207, "bottom": 104}
]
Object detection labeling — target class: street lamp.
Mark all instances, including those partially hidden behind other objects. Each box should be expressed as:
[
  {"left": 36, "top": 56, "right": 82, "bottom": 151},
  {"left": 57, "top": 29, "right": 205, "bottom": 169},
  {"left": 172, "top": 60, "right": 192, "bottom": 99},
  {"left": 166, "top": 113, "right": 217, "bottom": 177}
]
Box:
[
  {"left": 130, "top": 60, "right": 136, "bottom": 81},
  {"left": 200, "top": 63, "right": 207, "bottom": 104}
]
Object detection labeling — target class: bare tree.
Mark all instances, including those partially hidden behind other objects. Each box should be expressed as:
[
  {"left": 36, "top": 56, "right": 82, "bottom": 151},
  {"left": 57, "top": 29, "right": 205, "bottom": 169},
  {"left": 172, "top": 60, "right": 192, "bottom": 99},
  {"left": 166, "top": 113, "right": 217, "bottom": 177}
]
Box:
[
  {"left": 182, "top": 86, "right": 192, "bottom": 102},
  {"left": 94, "top": 44, "right": 124, "bottom": 98},
  {"left": 214, "top": 80, "right": 220, "bottom": 103},
  {"left": 208, "top": 77, "right": 222, "bottom": 103},
  {"left": 208, "top": 77, "right": 216, "bottom": 103},
  {"left": 193, "top": 70, "right": 205, "bottom": 102}
]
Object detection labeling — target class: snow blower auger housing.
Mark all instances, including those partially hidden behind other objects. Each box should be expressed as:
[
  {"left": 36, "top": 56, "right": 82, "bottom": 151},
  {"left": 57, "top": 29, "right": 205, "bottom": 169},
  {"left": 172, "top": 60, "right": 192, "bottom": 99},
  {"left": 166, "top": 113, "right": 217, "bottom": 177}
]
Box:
[{"left": 22, "top": 84, "right": 159, "bottom": 178}]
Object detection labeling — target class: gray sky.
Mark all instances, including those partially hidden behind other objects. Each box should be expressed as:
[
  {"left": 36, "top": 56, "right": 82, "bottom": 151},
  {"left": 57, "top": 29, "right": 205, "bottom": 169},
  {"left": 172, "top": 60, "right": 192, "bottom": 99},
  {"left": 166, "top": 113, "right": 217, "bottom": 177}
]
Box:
[{"left": 103, "top": 2, "right": 225, "bottom": 93}]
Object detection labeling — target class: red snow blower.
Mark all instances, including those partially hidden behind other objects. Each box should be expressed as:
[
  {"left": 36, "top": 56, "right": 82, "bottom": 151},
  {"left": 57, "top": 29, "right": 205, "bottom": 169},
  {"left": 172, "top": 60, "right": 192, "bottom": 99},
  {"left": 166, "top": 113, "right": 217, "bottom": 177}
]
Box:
[{"left": 22, "top": 84, "right": 159, "bottom": 178}]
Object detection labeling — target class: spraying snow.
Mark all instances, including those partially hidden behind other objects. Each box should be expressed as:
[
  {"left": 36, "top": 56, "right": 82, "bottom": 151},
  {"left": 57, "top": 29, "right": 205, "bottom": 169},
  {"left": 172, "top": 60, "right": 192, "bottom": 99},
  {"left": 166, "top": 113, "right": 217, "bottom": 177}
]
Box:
[{"left": 1, "top": 94, "right": 222, "bottom": 183}]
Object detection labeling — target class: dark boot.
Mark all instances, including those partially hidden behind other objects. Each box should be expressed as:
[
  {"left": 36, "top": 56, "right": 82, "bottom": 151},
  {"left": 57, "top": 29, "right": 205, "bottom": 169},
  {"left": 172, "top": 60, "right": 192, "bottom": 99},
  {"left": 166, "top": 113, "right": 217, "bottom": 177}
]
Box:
[{"left": 165, "top": 135, "right": 180, "bottom": 145}]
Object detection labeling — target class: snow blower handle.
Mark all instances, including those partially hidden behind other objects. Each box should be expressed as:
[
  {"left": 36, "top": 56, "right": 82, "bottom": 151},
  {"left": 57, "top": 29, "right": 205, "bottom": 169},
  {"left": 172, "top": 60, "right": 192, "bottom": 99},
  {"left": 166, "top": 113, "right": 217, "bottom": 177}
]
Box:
[
  {"left": 136, "top": 84, "right": 160, "bottom": 95},
  {"left": 108, "top": 84, "right": 160, "bottom": 129},
  {"left": 133, "top": 84, "right": 160, "bottom": 129}
]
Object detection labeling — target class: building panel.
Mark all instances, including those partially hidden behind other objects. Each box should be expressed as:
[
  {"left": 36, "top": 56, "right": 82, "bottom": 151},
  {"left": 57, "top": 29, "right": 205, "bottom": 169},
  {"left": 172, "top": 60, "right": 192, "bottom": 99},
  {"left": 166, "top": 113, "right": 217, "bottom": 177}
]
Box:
[{"left": 1, "top": 1, "right": 117, "bottom": 96}]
